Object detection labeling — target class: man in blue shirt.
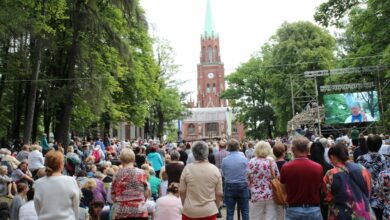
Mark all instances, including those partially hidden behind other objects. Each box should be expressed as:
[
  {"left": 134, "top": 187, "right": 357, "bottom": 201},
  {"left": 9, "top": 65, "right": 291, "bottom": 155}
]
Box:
[{"left": 222, "top": 139, "right": 249, "bottom": 220}]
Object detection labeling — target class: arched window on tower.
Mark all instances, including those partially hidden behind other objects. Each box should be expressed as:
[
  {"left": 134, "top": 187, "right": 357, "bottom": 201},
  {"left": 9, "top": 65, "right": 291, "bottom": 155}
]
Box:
[
  {"left": 214, "top": 46, "right": 218, "bottom": 62},
  {"left": 206, "top": 84, "right": 210, "bottom": 93},
  {"left": 208, "top": 46, "right": 213, "bottom": 63},
  {"left": 202, "top": 46, "right": 206, "bottom": 63},
  {"left": 212, "top": 83, "right": 216, "bottom": 93}
]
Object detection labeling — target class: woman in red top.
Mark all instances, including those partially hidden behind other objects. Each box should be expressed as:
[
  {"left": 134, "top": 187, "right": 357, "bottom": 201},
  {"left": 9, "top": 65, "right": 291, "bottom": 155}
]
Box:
[{"left": 111, "top": 149, "right": 150, "bottom": 220}]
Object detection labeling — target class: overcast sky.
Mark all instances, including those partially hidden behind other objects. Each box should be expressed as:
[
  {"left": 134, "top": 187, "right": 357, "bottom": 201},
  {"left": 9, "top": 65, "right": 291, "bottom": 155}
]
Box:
[{"left": 141, "top": 0, "right": 329, "bottom": 98}]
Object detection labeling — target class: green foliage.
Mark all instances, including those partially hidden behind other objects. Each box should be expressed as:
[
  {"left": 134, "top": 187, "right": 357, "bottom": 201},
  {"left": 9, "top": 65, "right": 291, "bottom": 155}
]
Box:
[
  {"left": 314, "top": 0, "right": 361, "bottom": 27},
  {"left": 323, "top": 94, "right": 350, "bottom": 124},
  {"left": 222, "top": 57, "right": 275, "bottom": 139},
  {"left": 262, "top": 21, "right": 336, "bottom": 133},
  {"left": 0, "top": 0, "right": 167, "bottom": 142},
  {"left": 147, "top": 38, "right": 187, "bottom": 140},
  {"left": 223, "top": 22, "right": 336, "bottom": 136},
  {"left": 316, "top": 0, "right": 390, "bottom": 130}
]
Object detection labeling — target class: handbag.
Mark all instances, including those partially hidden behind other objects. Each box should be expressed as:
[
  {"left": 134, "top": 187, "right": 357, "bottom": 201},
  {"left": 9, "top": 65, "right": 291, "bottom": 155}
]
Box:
[{"left": 268, "top": 160, "right": 287, "bottom": 205}]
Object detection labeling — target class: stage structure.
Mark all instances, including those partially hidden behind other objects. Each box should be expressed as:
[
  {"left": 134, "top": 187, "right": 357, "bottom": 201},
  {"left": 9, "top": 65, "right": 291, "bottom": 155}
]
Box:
[
  {"left": 288, "top": 71, "right": 322, "bottom": 135},
  {"left": 288, "top": 65, "right": 388, "bottom": 136}
]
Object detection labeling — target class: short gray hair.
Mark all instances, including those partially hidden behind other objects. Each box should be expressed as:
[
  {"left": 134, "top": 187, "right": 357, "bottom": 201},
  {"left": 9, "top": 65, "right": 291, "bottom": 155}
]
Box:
[
  {"left": 319, "top": 138, "right": 328, "bottom": 149},
  {"left": 170, "top": 150, "right": 180, "bottom": 161},
  {"left": 292, "top": 136, "right": 310, "bottom": 153},
  {"left": 192, "top": 141, "right": 209, "bottom": 161},
  {"left": 227, "top": 139, "right": 240, "bottom": 152}
]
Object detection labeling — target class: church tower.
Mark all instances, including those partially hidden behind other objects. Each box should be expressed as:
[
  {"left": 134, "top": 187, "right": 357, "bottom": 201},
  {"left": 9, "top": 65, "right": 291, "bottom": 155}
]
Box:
[{"left": 197, "top": 0, "right": 226, "bottom": 108}]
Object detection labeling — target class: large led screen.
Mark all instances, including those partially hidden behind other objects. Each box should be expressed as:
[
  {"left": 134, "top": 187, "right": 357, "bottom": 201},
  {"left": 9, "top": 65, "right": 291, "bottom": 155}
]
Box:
[{"left": 324, "top": 91, "right": 380, "bottom": 124}]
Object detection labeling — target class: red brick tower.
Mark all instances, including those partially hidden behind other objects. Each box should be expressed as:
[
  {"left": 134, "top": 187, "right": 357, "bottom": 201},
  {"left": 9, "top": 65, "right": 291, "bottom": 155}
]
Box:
[{"left": 197, "top": 0, "right": 226, "bottom": 108}]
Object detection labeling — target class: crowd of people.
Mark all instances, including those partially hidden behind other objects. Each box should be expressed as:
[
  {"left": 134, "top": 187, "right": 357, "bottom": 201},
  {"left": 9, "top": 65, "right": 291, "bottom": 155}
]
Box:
[{"left": 0, "top": 132, "right": 388, "bottom": 220}]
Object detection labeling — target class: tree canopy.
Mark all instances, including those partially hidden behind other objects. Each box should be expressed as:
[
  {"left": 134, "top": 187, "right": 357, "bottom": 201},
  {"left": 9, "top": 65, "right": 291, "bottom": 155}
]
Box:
[
  {"left": 223, "top": 21, "right": 336, "bottom": 137},
  {"left": 224, "top": 0, "right": 390, "bottom": 137},
  {"left": 0, "top": 0, "right": 186, "bottom": 146}
]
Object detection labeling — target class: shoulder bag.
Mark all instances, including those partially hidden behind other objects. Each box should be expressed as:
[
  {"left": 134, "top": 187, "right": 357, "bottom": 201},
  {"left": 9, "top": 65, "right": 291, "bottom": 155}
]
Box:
[{"left": 269, "top": 160, "right": 287, "bottom": 205}]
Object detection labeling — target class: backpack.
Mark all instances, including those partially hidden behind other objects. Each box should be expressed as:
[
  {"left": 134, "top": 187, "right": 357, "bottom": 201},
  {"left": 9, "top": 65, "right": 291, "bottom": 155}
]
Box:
[{"left": 92, "top": 148, "right": 101, "bottom": 163}]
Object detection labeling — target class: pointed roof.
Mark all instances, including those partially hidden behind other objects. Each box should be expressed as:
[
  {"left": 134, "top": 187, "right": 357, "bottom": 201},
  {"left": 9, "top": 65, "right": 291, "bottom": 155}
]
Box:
[{"left": 203, "top": 0, "right": 217, "bottom": 39}]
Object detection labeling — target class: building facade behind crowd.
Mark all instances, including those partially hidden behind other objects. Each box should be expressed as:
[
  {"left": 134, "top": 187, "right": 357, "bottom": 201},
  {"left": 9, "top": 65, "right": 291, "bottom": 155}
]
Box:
[{"left": 0, "top": 131, "right": 388, "bottom": 220}]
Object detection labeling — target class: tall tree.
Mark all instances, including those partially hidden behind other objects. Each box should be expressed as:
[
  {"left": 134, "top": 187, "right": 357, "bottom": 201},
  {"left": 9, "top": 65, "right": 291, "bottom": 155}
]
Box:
[
  {"left": 54, "top": 0, "right": 158, "bottom": 145},
  {"left": 223, "top": 21, "right": 336, "bottom": 136},
  {"left": 23, "top": 0, "right": 67, "bottom": 143},
  {"left": 0, "top": 0, "right": 160, "bottom": 145},
  {"left": 221, "top": 56, "right": 275, "bottom": 139},
  {"left": 147, "top": 38, "right": 187, "bottom": 141},
  {"left": 262, "top": 22, "right": 336, "bottom": 133},
  {"left": 0, "top": 0, "right": 67, "bottom": 143}
]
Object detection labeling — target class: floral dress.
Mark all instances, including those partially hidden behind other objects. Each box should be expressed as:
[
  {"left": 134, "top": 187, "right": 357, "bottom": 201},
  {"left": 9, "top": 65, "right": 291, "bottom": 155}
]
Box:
[
  {"left": 111, "top": 167, "right": 148, "bottom": 219},
  {"left": 246, "top": 158, "right": 279, "bottom": 202},
  {"left": 323, "top": 162, "right": 372, "bottom": 220},
  {"left": 356, "top": 152, "right": 390, "bottom": 209},
  {"left": 378, "top": 168, "right": 390, "bottom": 220}
]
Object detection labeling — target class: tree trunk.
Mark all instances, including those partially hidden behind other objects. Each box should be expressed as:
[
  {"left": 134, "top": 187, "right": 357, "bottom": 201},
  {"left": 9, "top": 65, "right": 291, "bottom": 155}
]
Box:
[
  {"left": 23, "top": 37, "right": 42, "bottom": 144},
  {"left": 32, "top": 90, "right": 43, "bottom": 143},
  {"left": 150, "top": 121, "right": 156, "bottom": 139},
  {"left": 54, "top": 0, "right": 83, "bottom": 147},
  {"left": 0, "top": 41, "right": 9, "bottom": 105},
  {"left": 144, "top": 118, "right": 150, "bottom": 139},
  {"left": 102, "top": 112, "right": 110, "bottom": 136},
  {"left": 55, "top": 95, "right": 74, "bottom": 146},
  {"left": 11, "top": 34, "right": 29, "bottom": 141},
  {"left": 156, "top": 104, "right": 164, "bottom": 142},
  {"left": 45, "top": 45, "right": 66, "bottom": 140},
  {"left": 43, "top": 91, "right": 51, "bottom": 137},
  {"left": 11, "top": 83, "right": 24, "bottom": 140},
  {"left": 267, "top": 121, "right": 273, "bottom": 139}
]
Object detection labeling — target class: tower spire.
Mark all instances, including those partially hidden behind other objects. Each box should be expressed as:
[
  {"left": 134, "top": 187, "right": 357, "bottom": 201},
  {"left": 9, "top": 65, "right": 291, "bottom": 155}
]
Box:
[{"left": 203, "top": 0, "right": 217, "bottom": 39}]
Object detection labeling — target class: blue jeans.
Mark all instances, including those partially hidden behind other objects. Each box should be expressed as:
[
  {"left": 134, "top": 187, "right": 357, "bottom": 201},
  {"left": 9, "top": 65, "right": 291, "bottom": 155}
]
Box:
[
  {"left": 286, "top": 207, "right": 323, "bottom": 220},
  {"left": 224, "top": 182, "right": 249, "bottom": 220}
]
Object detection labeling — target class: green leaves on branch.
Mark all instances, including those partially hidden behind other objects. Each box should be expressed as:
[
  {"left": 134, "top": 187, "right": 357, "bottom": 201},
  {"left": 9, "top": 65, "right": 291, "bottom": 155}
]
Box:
[
  {"left": 315, "top": 0, "right": 390, "bottom": 130},
  {"left": 223, "top": 21, "right": 336, "bottom": 137},
  {"left": 147, "top": 38, "right": 187, "bottom": 141},
  {"left": 262, "top": 22, "right": 335, "bottom": 133},
  {"left": 0, "top": 0, "right": 175, "bottom": 142},
  {"left": 314, "top": 0, "right": 361, "bottom": 27},
  {"left": 222, "top": 57, "right": 276, "bottom": 139}
]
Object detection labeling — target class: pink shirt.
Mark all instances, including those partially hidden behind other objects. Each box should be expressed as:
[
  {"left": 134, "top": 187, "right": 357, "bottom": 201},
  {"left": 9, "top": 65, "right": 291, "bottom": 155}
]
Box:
[
  {"left": 247, "top": 158, "right": 280, "bottom": 202},
  {"left": 154, "top": 194, "right": 182, "bottom": 220}
]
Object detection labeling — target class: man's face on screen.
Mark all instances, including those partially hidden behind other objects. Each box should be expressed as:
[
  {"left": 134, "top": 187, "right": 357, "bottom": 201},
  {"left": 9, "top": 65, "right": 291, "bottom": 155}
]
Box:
[{"left": 351, "top": 106, "right": 361, "bottom": 116}]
